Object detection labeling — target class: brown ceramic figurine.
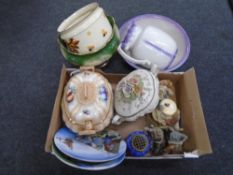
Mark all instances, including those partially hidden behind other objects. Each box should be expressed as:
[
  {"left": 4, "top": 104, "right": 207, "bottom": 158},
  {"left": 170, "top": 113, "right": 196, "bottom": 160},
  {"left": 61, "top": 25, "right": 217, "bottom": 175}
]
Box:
[
  {"left": 159, "top": 80, "right": 176, "bottom": 101},
  {"left": 164, "top": 128, "right": 188, "bottom": 154},
  {"left": 144, "top": 125, "right": 166, "bottom": 155}
]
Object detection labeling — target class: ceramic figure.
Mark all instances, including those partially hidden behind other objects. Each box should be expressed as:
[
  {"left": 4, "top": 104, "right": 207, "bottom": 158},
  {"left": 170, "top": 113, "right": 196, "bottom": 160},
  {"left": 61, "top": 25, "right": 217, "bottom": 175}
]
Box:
[
  {"left": 159, "top": 80, "right": 176, "bottom": 101},
  {"left": 144, "top": 125, "right": 165, "bottom": 155},
  {"left": 164, "top": 128, "right": 188, "bottom": 154},
  {"left": 152, "top": 98, "right": 181, "bottom": 130}
]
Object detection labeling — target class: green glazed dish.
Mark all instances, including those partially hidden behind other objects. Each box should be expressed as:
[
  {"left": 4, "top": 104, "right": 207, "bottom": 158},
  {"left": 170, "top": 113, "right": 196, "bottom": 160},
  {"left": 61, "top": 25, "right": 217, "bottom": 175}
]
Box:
[{"left": 58, "top": 16, "right": 120, "bottom": 67}]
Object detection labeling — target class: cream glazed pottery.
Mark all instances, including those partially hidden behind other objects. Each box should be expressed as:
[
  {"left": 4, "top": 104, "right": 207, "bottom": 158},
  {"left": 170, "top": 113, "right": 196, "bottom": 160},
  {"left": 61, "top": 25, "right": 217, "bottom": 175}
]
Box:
[
  {"left": 58, "top": 3, "right": 113, "bottom": 55},
  {"left": 112, "top": 66, "right": 160, "bottom": 125},
  {"left": 61, "top": 67, "right": 113, "bottom": 135}
]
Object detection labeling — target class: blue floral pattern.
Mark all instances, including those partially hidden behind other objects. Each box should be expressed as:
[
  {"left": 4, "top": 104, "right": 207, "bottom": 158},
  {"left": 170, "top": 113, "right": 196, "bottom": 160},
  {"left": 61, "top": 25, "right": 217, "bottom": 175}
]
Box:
[{"left": 98, "top": 85, "right": 108, "bottom": 102}]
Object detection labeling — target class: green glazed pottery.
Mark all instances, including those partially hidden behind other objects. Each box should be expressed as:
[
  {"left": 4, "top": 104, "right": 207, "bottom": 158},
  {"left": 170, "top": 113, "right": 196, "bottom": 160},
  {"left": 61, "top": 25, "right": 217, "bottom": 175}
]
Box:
[{"left": 58, "top": 16, "right": 120, "bottom": 67}]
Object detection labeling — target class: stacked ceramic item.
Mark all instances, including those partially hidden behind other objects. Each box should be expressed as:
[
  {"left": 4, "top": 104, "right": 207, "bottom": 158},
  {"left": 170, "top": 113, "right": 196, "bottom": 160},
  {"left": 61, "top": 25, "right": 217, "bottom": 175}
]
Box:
[
  {"left": 53, "top": 128, "right": 126, "bottom": 171},
  {"left": 57, "top": 3, "right": 120, "bottom": 67},
  {"left": 53, "top": 68, "right": 126, "bottom": 170}
]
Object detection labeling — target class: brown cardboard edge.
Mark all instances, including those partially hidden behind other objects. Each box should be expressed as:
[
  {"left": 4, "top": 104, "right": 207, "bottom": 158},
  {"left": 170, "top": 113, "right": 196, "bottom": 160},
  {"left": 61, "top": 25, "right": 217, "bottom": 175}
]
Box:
[
  {"left": 44, "top": 65, "right": 67, "bottom": 152},
  {"left": 183, "top": 68, "right": 213, "bottom": 156},
  {"left": 44, "top": 66, "right": 212, "bottom": 158}
]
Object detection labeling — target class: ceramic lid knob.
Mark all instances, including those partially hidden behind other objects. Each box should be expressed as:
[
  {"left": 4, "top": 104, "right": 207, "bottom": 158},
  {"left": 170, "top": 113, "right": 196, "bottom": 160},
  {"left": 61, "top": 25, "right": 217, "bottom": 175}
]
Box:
[
  {"left": 85, "top": 120, "right": 93, "bottom": 130},
  {"left": 159, "top": 98, "right": 177, "bottom": 116}
]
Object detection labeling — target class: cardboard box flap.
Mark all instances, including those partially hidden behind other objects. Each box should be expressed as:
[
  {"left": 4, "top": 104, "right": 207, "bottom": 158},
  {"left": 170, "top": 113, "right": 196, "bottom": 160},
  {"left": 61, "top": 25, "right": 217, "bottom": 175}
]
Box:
[
  {"left": 45, "top": 65, "right": 67, "bottom": 152},
  {"left": 44, "top": 66, "right": 212, "bottom": 159},
  {"left": 182, "top": 68, "right": 212, "bottom": 155}
]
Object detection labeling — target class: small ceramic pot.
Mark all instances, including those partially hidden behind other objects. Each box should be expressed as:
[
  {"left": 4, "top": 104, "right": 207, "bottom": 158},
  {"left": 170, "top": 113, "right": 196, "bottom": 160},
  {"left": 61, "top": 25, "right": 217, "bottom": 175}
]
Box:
[
  {"left": 112, "top": 66, "right": 160, "bottom": 125},
  {"left": 58, "top": 2, "right": 113, "bottom": 55},
  {"left": 58, "top": 16, "right": 120, "bottom": 67},
  {"left": 61, "top": 67, "right": 113, "bottom": 135},
  {"left": 126, "top": 131, "right": 152, "bottom": 157}
]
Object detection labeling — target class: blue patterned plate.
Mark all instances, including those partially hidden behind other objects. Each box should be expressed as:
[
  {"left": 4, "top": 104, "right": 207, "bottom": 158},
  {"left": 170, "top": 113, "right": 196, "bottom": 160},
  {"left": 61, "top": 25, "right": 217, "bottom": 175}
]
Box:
[
  {"left": 54, "top": 127, "right": 126, "bottom": 162},
  {"left": 52, "top": 144, "right": 125, "bottom": 171}
]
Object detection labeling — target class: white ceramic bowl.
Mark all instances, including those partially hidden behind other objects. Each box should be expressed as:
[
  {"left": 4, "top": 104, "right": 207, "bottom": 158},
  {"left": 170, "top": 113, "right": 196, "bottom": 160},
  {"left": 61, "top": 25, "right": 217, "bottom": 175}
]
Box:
[
  {"left": 118, "top": 14, "right": 190, "bottom": 72},
  {"left": 58, "top": 3, "right": 113, "bottom": 55}
]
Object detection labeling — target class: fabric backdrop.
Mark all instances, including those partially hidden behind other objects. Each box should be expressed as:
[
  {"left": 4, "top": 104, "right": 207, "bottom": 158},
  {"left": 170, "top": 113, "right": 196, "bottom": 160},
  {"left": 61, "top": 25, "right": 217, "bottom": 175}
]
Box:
[{"left": 0, "top": 0, "right": 232, "bottom": 174}]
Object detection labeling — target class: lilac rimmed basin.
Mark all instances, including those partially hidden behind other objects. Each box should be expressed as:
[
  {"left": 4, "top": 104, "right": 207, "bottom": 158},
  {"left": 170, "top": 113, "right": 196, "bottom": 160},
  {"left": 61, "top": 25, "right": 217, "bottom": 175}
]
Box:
[{"left": 119, "top": 14, "right": 190, "bottom": 72}]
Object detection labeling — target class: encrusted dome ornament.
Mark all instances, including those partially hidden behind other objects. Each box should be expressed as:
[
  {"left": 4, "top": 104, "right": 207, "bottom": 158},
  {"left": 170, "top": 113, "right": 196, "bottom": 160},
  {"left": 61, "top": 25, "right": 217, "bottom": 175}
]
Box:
[
  {"left": 112, "top": 65, "right": 160, "bottom": 124},
  {"left": 61, "top": 67, "right": 113, "bottom": 135}
]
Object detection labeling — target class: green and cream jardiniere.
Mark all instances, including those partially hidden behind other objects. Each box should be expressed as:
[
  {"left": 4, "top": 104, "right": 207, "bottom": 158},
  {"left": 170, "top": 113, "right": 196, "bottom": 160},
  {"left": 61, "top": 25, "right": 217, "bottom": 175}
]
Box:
[{"left": 58, "top": 16, "right": 120, "bottom": 67}]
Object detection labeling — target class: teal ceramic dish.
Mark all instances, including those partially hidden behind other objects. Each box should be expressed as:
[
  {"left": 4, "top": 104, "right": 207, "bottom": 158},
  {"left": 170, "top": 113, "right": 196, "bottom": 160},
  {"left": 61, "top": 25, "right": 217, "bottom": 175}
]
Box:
[
  {"left": 52, "top": 144, "right": 125, "bottom": 171},
  {"left": 58, "top": 16, "right": 120, "bottom": 67}
]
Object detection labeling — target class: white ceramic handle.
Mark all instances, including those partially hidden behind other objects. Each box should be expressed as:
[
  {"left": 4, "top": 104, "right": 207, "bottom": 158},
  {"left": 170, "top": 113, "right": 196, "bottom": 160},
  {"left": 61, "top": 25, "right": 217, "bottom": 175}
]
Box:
[
  {"left": 67, "top": 69, "right": 80, "bottom": 76},
  {"left": 151, "top": 64, "right": 160, "bottom": 75},
  {"left": 118, "top": 44, "right": 152, "bottom": 68},
  {"left": 112, "top": 115, "right": 124, "bottom": 125}
]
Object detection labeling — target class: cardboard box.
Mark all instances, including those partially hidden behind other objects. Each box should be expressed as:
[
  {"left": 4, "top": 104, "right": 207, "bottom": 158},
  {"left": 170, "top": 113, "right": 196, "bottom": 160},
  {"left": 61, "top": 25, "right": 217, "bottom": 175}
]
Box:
[{"left": 45, "top": 65, "right": 212, "bottom": 159}]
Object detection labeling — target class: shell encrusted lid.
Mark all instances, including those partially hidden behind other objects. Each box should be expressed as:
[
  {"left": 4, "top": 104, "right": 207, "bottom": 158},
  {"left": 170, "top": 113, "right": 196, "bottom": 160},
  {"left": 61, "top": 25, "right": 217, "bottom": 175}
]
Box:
[
  {"left": 114, "top": 69, "right": 159, "bottom": 117},
  {"left": 62, "top": 70, "right": 113, "bottom": 135}
]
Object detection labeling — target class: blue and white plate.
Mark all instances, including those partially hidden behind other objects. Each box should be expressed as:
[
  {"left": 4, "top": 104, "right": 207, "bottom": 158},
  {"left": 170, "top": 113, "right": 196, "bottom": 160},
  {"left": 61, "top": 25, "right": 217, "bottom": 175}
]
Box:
[
  {"left": 52, "top": 144, "right": 125, "bottom": 171},
  {"left": 54, "top": 127, "right": 127, "bottom": 162}
]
